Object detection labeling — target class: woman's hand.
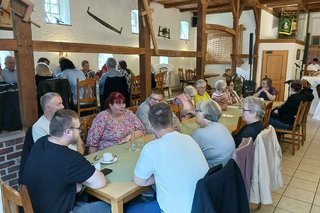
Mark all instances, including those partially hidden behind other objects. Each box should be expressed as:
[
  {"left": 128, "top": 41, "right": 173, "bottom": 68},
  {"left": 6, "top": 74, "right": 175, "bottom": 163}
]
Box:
[{"left": 120, "top": 134, "right": 132, "bottom": 144}]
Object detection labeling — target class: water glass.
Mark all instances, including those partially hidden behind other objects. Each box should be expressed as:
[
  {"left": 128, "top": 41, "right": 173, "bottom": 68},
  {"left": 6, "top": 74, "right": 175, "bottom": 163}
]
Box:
[
  {"left": 129, "top": 131, "right": 137, "bottom": 152},
  {"left": 137, "top": 137, "right": 145, "bottom": 150}
]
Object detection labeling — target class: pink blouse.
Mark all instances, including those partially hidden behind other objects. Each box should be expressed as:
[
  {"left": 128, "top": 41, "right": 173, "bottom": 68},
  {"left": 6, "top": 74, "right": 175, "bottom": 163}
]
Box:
[{"left": 86, "top": 109, "right": 146, "bottom": 150}]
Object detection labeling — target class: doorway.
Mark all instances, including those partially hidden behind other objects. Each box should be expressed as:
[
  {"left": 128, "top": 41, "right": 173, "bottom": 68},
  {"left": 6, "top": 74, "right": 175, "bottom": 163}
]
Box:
[{"left": 261, "top": 50, "right": 288, "bottom": 101}]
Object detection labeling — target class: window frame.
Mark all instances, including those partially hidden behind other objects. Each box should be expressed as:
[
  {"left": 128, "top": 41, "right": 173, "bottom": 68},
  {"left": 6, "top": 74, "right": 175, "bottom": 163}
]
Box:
[
  {"left": 45, "top": 0, "right": 71, "bottom": 26},
  {"left": 131, "top": 10, "right": 139, "bottom": 34},
  {"left": 180, "top": 21, "right": 190, "bottom": 41}
]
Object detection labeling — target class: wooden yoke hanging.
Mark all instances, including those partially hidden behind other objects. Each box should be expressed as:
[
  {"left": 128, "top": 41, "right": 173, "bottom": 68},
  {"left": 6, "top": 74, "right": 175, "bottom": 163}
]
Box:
[{"left": 141, "top": 0, "right": 159, "bottom": 55}]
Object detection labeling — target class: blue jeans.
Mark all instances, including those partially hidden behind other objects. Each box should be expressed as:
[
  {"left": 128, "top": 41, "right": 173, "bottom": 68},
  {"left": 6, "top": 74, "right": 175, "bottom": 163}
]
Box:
[
  {"left": 269, "top": 117, "right": 291, "bottom": 130},
  {"left": 125, "top": 200, "right": 161, "bottom": 213},
  {"left": 71, "top": 201, "right": 111, "bottom": 213}
]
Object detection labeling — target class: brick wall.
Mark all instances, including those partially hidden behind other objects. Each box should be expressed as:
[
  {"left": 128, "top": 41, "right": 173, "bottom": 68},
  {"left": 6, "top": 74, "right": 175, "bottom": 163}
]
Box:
[{"left": 0, "top": 131, "right": 25, "bottom": 189}]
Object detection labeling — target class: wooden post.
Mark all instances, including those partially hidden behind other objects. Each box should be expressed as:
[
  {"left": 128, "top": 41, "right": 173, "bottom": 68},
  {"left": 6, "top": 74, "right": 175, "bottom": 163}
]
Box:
[
  {"left": 139, "top": 0, "right": 151, "bottom": 100},
  {"left": 11, "top": 0, "right": 37, "bottom": 128},
  {"left": 253, "top": 6, "right": 261, "bottom": 82},
  {"left": 196, "top": 0, "right": 207, "bottom": 80},
  {"left": 231, "top": 0, "right": 240, "bottom": 74}
]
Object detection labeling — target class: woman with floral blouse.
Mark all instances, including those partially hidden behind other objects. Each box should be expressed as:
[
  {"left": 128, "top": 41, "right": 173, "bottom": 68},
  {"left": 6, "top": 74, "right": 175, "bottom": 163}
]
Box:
[{"left": 86, "top": 92, "right": 145, "bottom": 153}]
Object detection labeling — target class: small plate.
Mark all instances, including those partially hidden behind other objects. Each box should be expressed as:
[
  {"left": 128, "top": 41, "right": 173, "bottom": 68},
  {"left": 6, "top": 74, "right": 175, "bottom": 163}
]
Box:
[
  {"left": 100, "top": 157, "right": 118, "bottom": 164},
  {"left": 222, "top": 114, "right": 234, "bottom": 118}
]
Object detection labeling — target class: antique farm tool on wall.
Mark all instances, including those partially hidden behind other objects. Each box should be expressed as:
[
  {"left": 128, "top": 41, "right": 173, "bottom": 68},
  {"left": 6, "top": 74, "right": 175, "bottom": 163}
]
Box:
[
  {"left": 0, "top": 0, "right": 40, "bottom": 28},
  {"left": 87, "top": 6, "right": 122, "bottom": 35},
  {"left": 141, "top": 0, "right": 159, "bottom": 55}
]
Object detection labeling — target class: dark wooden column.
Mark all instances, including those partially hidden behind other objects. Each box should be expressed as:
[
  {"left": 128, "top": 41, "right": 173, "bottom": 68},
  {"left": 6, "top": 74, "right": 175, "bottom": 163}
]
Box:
[
  {"left": 231, "top": 0, "right": 240, "bottom": 74},
  {"left": 12, "top": 0, "right": 37, "bottom": 128},
  {"left": 196, "top": 0, "right": 207, "bottom": 80},
  {"left": 253, "top": 7, "right": 261, "bottom": 81},
  {"left": 138, "top": 0, "right": 151, "bottom": 100}
]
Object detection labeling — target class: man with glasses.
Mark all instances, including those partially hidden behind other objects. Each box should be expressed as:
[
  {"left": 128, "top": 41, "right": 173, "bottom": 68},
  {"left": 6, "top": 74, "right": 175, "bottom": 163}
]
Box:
[
  {"left": 136, "top": 89, "right": 179, "bottom": 134},
  {"left": 233, "top": 96, "right": 265, "bottom": 148},
  {"left": 32, "top": 92, "right": 84, "bottom": 154},
  {"left": 21, "top": 109, "right": 111, "bottom": 213}
]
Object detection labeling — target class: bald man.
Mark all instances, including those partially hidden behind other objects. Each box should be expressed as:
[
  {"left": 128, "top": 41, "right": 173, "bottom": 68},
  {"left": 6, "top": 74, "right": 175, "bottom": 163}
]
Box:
[{"left": 0, "top": 56, "right": 17, "bottom": 83}]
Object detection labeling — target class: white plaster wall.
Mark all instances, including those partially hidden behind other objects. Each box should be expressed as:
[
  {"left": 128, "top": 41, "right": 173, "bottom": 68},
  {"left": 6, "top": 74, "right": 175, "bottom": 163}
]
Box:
[
  {"left": 260, "top": 10, "right": 279, "bottom": 39},
  {"left": 205, "top": 11, "right": 256, "bottom": 87},
  {"left": 309, "top": 12, "right": 320, "bottom": 35},
  {"left": 257, "top": 43, "right": 304, "bottom": 99},
  {"left": 0, "top": 0, "right": 196, "bottom": 87}
]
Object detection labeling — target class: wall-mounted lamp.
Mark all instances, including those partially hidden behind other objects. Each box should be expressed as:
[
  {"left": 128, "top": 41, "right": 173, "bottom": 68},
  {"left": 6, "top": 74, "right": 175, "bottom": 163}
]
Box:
[
  {"left": 158, "top": 26, "right": 171, "bottom": 39},
  {"left": 59, "top": 52, "right": 68, "bottom": 58}
]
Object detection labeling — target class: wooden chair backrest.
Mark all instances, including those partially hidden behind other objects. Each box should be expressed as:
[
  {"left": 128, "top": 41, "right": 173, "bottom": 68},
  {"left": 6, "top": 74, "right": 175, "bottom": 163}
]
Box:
[
  {"left": 178, "top": 68, "right": 184, "bottom": 81},
  {"left": 128, "top": 106, "right": 138, "bottom": 114},
  {"left": 302, "top": 101, "right": 312, "bottom": 124},
  {"left": 262, "top": 101, "right": 273, "bottom": 128},
  {"left": 155, "top": 72, "right": 165, "bottom": 89},
  {"left": 2, "top": 182, "right": 34, "bottom": 213},
  {"left": 76, "top": 78, "right": 98, "bottom": 116},
  {"left": 292, "top": 101, "right": 308, "bottom": 129},
  {"left": 304, "top": 70, "right": 312, "bottom": 76},
  {"left": 131, "top": 75, "right": 141, "bottom": 96},
  {"left": 232, "top": 116, "right": 245, "bottom": 136},
  {"left": 185, "top": 69, "right": 195, "bottom": 81},
  {"left": 80, "top": 113, "right": 97, "bottom": 144},
  {"left": 167, "top": 103, "right": 182, "bottom": 121}
]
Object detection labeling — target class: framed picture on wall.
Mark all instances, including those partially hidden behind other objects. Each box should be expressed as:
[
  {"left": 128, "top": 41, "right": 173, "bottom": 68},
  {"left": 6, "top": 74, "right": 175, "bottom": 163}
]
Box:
[{"left": 296, "top": 49, "right": 301, "bottom": 60}]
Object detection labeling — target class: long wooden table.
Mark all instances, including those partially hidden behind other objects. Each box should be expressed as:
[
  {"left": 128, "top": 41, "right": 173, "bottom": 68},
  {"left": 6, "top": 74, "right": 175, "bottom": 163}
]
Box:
[{"left": 85, "top": 106, "right": 242, "bottom": 213}]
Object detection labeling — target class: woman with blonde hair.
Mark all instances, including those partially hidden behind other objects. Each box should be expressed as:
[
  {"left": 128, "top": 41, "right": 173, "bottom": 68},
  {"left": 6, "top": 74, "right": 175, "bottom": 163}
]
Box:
[{"left": 35, "top": 62, "right": 53, "bottom": 86}]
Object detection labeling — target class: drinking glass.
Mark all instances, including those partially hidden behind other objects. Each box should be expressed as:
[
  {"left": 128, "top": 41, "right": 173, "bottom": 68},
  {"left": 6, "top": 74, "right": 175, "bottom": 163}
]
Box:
[{"left": 129, "top": 131, "right": 137, "bottom": 152}]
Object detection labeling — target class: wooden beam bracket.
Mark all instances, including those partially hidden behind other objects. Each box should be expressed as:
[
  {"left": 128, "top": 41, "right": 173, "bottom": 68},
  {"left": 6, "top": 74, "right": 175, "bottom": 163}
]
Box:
[{"left": 141, "top": 0, "right": 158, "bottom": 55}]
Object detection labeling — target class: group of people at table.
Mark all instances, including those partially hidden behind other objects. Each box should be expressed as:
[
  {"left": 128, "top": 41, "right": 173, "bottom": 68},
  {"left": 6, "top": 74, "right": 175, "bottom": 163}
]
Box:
[{"left": 2, "top": 55, "right": 315, "bottom": 212}]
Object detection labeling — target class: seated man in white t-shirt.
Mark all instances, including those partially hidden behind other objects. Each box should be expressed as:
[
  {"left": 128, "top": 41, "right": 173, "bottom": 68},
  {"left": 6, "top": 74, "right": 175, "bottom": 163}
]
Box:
[
  {"left": 32, "top": 92, "right": 84, "bottom": 154},
  {"left": 307, "top": 58, "right": 320, "bottom": 75},
  {"left": 129, "top": 103, "right": 209, "bottom": 213}
]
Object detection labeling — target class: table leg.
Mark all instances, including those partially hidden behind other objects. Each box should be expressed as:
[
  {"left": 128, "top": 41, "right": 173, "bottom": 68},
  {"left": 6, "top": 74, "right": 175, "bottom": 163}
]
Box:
[{"left": 111, "top": 200, "right": 124, "bottom": 213}]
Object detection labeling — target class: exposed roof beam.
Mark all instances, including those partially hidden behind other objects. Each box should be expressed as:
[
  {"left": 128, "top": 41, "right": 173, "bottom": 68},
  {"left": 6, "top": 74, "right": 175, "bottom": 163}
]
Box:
[
  {"left": 163, "top": 0, "right": 197, "bottom": 8},
  {"left": 180, "top": 3, "right": 230, "bottom": 12}
]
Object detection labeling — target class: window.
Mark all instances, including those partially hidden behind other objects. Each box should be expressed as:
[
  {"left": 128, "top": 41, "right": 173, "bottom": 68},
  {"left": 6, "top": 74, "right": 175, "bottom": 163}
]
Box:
[
  {"left": 45, "top": 0, "right": 71, "bottom": 25},
  {"left": 131, "top": 10, "right": 139, "bottom": 34},
  {"left": 98, "top": 53, "right": 114, "bottom": 69},
  {"left": 180, "top": 21, "right": 189, "bottom": 40},
  {"left": 159, "top": 56, "right": 169, "bottom": 65}
]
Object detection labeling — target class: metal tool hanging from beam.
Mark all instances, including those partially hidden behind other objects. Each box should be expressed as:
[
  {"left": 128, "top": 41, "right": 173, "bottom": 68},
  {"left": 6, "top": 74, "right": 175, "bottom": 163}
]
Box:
[{"left": 87, "top": 7, "right": 122, "bottom": 35}]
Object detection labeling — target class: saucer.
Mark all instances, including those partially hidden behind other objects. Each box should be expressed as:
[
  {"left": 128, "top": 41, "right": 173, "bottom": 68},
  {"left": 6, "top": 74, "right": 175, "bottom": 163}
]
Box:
[{"left": 100, "top": 157, "right": 118, "bottom": 164}]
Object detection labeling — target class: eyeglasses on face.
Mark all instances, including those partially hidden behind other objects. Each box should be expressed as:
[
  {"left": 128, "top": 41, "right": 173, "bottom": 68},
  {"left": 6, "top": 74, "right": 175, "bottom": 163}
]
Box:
[
  {"left": 150, "top": 96, "right": 162, "bottom": 102},
  {"left": 68, "top": 126, "right": 83, "bottom": 133},
  {"left": 242, "top": 109, "right": 251, "bottom": 112}
]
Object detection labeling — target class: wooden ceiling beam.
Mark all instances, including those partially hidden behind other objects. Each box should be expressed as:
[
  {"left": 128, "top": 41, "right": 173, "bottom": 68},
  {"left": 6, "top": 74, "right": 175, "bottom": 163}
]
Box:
[
  {"left": 163, "top": 0, "right": 197, "bottom": 8},
  {"left": 0, "top": 39, "right": 17, "bottom": 51},
  {"left": 180, "top": 3, "right": 230, "bottom": 12},
  {"left": 206, "top": 24, "right": 236, "bottom": 35}
]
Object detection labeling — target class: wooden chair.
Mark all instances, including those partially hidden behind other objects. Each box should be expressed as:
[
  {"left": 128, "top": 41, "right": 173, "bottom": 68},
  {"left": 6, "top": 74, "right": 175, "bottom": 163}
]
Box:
[
  {"left": 304, "top": 70, "right": 312, "bottom": 76},
  {"left": 130, "top": 75, "right": 141, "bottom": 106},
  {"left": 155, "top": 72, "right": 165, "bottom": 90},
  {"left": 300, "top": 101, "right": 312, "bottom": 145},
  {"left": 232, "top": 116, "right": 245, "bottom": 136},
  {"left": 185, "top": 69, "right": 195, "bottom": 86},
  {"left": 178, "top": 68, "right": 186, "bottom": 90},
  {"left": 262, "top": 101, "right": 273, "bottom": 128},
  {"left": 128, "top": 106, "right": 138, "bottom": 114},
  {"left": 275, "top": 101, "right": 307, "bottom": 155},
  {"left": 161, "top": 70, "right": 172, "bottom": 98},
  {"left": 76, "top": 78, "right": 98, "bottom": 117},
  {"left": 167, "top": 103, "right": 182, "bottom": 121},
  {"left": 1, "top": 181, "right": 34, "bottom": 213},
  {"left": 80, "top": 113, "right": 97, "bottom": 145}
]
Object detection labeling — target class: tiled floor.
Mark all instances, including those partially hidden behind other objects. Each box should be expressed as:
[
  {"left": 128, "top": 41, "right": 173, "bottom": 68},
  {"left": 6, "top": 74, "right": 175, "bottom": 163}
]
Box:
[{"left": 250, "top": 118, "right": 320, "bottom": 213}]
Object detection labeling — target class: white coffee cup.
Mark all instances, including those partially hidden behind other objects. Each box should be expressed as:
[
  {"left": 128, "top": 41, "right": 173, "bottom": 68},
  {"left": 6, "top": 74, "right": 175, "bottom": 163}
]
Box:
[{"left": 103, "top": 153, "right": 113, "bottom": 162}]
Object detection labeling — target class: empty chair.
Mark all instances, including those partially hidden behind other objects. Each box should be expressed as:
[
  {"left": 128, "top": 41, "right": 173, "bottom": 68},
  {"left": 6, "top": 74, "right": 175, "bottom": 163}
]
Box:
[
  {"left": 185, "top": 69, "right": 196, "bottom": 86},
  {"left": 130, "top": 75, "right": 141, "bottom": 106},
  {"left": 178, "top": 68, "right": 186, "bottom": 90},
  {"left": 161, "top": 70, "right": 172, "bottom": 98},
  {"left": 76, "top": 78, "right": 99, "bottom": 117},
  {"left": 155, "top": 72, "right": 165, "bottom": 90},
  {"left": 1, "top": 181, "right": 34, "bottom": 213},
  {"left": 80, "top": 113, "right": 97, "bottom": 144}
]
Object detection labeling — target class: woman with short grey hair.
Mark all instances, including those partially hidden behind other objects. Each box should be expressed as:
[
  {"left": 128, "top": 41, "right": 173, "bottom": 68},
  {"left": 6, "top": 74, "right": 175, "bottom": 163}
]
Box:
[
  {"left": 212, "top": 80, "right": 229, "bottom": 110},
  {"left": 194, "top": 79, "right": 211, "bottom": 106},
  {"left": 233, "top": 96, "right": 265, "bottom": 147},
  {"left": 192, "top": 100, "right": 235, "bottom": 168},
  {"left": 173, "top": 85, "right": 197, "bottom": 119}
]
